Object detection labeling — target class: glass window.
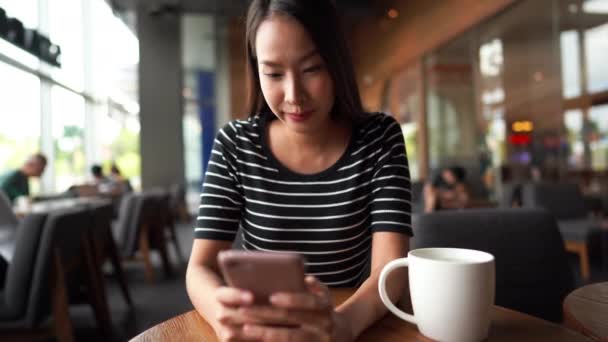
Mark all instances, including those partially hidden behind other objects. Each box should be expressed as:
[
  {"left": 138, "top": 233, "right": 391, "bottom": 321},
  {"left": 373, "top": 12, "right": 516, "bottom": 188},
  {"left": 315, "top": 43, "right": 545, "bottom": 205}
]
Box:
[
  {"left": 564, "top": 109, "right": 584, "bottom": 169},
  {"left": 184, "top": 102, "right": 202, "bottom": 188},
  {"left": 383, "top": 66, "right": 421, "bottom": 181},
  {"left": 584, "top": 22, "right": 608, "bottom": 94},
  {"left": 588, "top": 104, "right": 608, "bottom": 170},
  {"left": 425, "top": 33, "right": 480, "bottom": 174},
  {"left": 95, "top": 107, "right": 141, "bottom": 190},
  {"left": 49, "top": 0, "right": 84, "bottom": 90},
  {"left": 90, "top": 0, "right": 139, "bottom": 106},
  {"left": 560, "top": 30, "right": 581, "bottom": 98},
  {"left": 51, "top": 85, "right": 86, "bottom": 192},
  {"left": 477, "top": 37, "right": 506, "bottom": 168},
  {"left": 583, "top": 0, "right": 608, "bottom": 94},
  {"left": 0, "top": 62, "right": 41, "bottom": 170}
]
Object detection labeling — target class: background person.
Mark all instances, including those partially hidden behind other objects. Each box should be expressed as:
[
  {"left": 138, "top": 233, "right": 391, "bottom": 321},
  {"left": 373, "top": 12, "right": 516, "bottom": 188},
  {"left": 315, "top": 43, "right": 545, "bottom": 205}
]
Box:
[
  {"left": 423, "top": 166, "right": 470, "bottom": 212},
  {"left": 109, "top": 163, "right": 133, "bottom": 193},
  {"left": 91, "top": 164, "right": 110, "bottom": 185},
  {"left": 0, "top": 153, "right": 47, "bottom": 203}
]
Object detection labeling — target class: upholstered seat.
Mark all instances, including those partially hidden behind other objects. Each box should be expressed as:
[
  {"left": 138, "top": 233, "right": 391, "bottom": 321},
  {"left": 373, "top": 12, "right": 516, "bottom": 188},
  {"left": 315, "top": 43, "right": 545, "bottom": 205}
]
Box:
[{"left": 522, "top": 182, "right": 605, "bottom": 279}]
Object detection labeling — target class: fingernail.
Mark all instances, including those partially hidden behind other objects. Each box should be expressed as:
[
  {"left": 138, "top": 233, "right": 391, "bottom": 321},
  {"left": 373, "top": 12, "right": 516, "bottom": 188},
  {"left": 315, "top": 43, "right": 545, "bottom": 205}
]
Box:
[
  {"left": 244, "top": 324, "right": 260, "bottom": 335},
  {"left": 269, "top": 294, "right": 283, "bottom": 304},
  {"left": 241, "top": 292, "right": 253, "bottom": 302}
]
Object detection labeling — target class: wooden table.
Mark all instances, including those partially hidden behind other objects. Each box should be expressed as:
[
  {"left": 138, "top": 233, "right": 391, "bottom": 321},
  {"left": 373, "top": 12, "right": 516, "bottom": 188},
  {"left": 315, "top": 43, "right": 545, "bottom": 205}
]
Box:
[
  {"left": 13, "top": 197, "right": 112, "bottom": 218},
  {"left": 132, "top": 289, "right": 590, "bottom": 342},
  {"left": 564, "top": 282, "right": 608, "bottom": 341}
]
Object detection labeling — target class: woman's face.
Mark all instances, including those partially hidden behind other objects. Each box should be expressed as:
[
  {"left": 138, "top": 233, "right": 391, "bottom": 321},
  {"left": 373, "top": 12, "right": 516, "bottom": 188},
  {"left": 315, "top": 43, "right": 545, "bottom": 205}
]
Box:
[
  {"left": 255, "top": 14, "right": 335, "bottom": 134},
  {"left": 442, "top": 169, "right": 457, "bottom": 185}
]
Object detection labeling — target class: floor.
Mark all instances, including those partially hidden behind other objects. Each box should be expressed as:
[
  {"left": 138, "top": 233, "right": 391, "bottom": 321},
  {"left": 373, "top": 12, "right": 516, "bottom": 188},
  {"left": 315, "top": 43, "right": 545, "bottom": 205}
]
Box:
[
  {"left": 73, "top": 220, "right": 196, "bottom": 342},
  {"left": 65, "top": 221, "right": 608, "bottom": 341}
]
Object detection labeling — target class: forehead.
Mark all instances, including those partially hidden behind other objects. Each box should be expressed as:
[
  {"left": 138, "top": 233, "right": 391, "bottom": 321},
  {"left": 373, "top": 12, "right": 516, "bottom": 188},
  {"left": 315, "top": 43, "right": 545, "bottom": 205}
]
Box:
[{"left": 255, "top": 14, "right": 317, "bottom": 62}]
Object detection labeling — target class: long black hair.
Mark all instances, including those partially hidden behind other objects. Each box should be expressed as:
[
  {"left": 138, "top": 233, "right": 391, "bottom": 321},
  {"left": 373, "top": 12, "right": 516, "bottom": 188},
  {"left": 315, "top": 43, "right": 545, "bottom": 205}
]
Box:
[{"left": 245, "top": 0, "right": 364, "bottom": 122}]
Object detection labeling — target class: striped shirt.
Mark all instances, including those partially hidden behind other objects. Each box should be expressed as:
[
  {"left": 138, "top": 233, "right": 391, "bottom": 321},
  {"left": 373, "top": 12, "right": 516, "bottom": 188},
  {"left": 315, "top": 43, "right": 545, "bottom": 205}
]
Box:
[{"left": 195, "top": 112, "right": 412, "bottom": 287}]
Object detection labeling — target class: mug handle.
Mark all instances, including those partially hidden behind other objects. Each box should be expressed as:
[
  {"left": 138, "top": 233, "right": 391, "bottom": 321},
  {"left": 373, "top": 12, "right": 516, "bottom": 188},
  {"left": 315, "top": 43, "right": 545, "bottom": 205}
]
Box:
[{"left": 378, "top": 258, "right": 417, "bottom": 324}]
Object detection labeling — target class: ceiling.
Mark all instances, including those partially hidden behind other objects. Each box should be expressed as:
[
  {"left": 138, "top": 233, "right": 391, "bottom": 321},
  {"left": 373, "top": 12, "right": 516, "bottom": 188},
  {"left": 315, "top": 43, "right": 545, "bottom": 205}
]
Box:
[{"left": 107, "top": 0, "right": 376, "bottom": 17}]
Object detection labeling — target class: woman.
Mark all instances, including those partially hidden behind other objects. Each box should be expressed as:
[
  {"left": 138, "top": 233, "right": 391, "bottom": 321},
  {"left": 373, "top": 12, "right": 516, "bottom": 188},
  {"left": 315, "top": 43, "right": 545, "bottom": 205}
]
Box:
[
  {"left": 423, "top": 166, "right": 470, "bottom": 212},
  {"left": 186, "top": 0, "right": 412, "bottom": 341}
]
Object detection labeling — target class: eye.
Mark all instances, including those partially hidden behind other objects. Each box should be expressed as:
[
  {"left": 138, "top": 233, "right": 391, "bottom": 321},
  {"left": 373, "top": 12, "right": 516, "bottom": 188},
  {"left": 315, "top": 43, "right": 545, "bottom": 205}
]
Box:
[
  {"left": 303, "top": 65, "right": 322, "bottom": 73},
  {"left": 263, "top": 72, "right": 283, "bottom": 79}
]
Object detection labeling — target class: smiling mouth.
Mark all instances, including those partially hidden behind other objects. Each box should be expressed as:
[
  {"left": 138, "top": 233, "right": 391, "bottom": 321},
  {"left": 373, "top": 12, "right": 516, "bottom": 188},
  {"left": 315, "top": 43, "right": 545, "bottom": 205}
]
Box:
[
  {"left": 283, "top": 109, "right": 314, "bottom": 116},
  {"left": 283, "top": 110, "right": 314, "bottom": 122}
]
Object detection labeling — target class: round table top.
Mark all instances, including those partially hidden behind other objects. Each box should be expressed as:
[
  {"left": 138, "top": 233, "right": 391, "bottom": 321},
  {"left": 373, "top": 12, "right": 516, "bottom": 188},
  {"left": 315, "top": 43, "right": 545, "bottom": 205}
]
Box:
[
  {"left": 132, "top": 289, "right": 590, "bottom": 342},
  {"left": 564, "top": 281, "right": 608, "bottom": 341}
]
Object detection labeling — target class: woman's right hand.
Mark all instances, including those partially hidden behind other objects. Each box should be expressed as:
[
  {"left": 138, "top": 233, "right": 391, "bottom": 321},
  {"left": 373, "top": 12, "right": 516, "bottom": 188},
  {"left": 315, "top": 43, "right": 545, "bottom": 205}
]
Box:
[{"left": 213, "top": 286, "right": 257, "bottom": 341}]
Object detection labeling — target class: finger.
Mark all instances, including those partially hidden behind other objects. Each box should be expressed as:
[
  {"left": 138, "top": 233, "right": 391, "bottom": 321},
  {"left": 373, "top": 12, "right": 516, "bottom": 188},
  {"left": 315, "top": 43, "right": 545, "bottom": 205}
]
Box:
[
  {"left": 218, "top": 324, "right": 260, "bottom": 342},
  {"left": 242, "top": 324, "right": 329, "bottom": 342},
  {"left": 270, "top": 291, "right": 331, "bottom": 310},
  {"left": 305, "top": 276, "right": 331, "bottom": 298},
  {"left": 216, "top": 287, "right": 254, "bottom": 306},
  {"left": 217, "top": 305, "right": 267, "bottom": 326}
]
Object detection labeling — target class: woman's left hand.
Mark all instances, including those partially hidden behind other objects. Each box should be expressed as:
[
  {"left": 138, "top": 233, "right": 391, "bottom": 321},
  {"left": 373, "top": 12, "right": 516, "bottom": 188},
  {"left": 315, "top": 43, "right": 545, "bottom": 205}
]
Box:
[{"left": 238, "top": 276, "right": 355, "bottom": 342}]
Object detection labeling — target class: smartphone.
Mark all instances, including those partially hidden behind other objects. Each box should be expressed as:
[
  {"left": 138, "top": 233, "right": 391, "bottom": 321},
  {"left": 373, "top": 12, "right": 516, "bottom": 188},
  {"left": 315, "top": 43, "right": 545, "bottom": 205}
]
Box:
[{"left": 218, "top": 250, "right": 307, "bottom": 304}]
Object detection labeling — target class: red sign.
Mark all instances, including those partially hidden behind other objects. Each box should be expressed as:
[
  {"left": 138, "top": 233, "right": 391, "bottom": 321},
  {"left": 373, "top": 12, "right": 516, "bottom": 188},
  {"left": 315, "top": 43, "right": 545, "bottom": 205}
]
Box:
[{"left": 509, "top": 133, "right": 531, "bottom": 146}]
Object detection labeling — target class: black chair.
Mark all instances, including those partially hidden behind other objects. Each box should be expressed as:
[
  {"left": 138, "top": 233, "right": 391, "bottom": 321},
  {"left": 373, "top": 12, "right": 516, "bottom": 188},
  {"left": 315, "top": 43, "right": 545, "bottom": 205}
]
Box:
[
  {"left": 411, "top": 208, "right": 575, "bottom": 323},
  {"left": 149, "top": 189, "right": 184, "bottom": 264},
  {"left": 0, "top": 208, "right": 111, "bottom": 341},
  {"left": 88, "top": 200, "right": 133, "bottom": 307},
  {"left": 0, "top": 192, "right": 17, "bottom": 277},
  {"left": 410, "top": 181, "right": 424, "bottom": 214},
  {"left": 0, "top": 192, "right": 17, "bottom": 229},
  {"left": 113, "top": 192, "right": 173, "bottom": 282},
  {"left": 522, "top": 182, "right": 605, "bottom": 279},
  {"left": 113, "top": 193, "right": 142, "bottom": 259},
  {"left": 169, "top": 183, "right": 191, "bottom": 223},
  {"left": 0, "top": 213, "right": 48, "bottom": 337}
]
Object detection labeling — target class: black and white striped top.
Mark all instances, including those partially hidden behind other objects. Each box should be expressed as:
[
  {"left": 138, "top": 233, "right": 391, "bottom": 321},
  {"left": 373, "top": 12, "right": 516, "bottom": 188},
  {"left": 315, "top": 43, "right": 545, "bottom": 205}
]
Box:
[{"left": 195, "top": 112, "right": 412, "bottom": 287}]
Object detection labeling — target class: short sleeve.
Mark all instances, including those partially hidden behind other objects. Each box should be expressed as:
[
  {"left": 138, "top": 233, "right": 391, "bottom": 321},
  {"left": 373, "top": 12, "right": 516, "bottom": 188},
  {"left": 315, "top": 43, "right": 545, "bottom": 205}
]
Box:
[
  {"left": 369, "top": 115, "right": 412, "bottom": 236},
  {"left": 194, "top": 124, "right": 244, "bottom": 241}
]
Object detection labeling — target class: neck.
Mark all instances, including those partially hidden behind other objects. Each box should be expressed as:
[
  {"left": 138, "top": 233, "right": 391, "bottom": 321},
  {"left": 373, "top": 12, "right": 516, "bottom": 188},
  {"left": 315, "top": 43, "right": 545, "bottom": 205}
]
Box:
[{"left": 283, "top": 117, "right": 345, "bottom": 155}]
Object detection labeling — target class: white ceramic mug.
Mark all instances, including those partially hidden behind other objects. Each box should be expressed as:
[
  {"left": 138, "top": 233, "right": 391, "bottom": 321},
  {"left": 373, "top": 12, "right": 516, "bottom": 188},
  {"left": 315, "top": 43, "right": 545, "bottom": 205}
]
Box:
[{"left": 378, "top": 248, "right": 495, "bottom": 342}]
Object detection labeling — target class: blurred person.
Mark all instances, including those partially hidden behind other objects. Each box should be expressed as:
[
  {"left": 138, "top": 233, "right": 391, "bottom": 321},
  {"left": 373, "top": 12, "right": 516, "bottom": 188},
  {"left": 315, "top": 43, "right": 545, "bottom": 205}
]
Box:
[
  {"left": 109, "top": 163, "right": 133, "bottom": 193},
  {"left": 0, "top": 153, "right": 47, "bottom": 203},
  {"left": 423, "top": 166, "right": 470, "bottom": 212},
  {"left": 186, "top": 0, "right": 412, "bottom": 341},
  {"left": 91, "top": 164, "right": 110, "bottom": 185}
]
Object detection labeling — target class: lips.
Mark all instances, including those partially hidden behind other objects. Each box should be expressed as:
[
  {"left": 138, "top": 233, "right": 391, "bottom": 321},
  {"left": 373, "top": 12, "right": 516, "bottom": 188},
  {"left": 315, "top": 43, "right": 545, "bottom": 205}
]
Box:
[{"left": 284, "top": 110, "right": 314, "bottom": 122}]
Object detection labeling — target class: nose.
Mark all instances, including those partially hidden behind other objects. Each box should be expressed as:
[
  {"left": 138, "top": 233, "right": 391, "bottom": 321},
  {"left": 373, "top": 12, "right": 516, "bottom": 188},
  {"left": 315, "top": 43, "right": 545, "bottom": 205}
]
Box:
[{"left": 284, "top": 74, "right": 304, "bottom": 107}]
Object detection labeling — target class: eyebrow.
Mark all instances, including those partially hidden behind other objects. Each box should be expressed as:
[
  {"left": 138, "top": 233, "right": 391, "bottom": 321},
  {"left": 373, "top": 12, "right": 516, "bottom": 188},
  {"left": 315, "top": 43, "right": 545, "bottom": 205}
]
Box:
[{"left": 259, "top": 49, "right": 319, "bottom": 67}]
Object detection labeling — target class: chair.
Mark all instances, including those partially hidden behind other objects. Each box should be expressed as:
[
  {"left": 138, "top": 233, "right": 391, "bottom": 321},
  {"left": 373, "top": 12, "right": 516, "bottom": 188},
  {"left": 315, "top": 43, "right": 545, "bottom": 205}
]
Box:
[
  {"left": 0, "top": 208, "right": 111, "bottom": 341},
  {"left": 169, "top": 183, "right": 191, "bottom": 223},
  {"left": 88, "top": 200, "right": 133, "bottom": 307},
  {"left": 149, "top": 189, "right": 184, "bottom": 264},
  {"left": 0, "top": 192, "right": 18, "bottom": 264},
  {"left": 0, "top": 192, "right": 17, "bottom": 228},
  {"left": 522, "top": 182, "right": 604, "bottom": 279},
  {"left": 410, "top": 181, "right": 424, "bottom": 214},
  {"left": 411, "top": 208, "right": 575, "bottom": 322},
  {"left": 113, "top": 192, "right": 173, "bottom": 282}
]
